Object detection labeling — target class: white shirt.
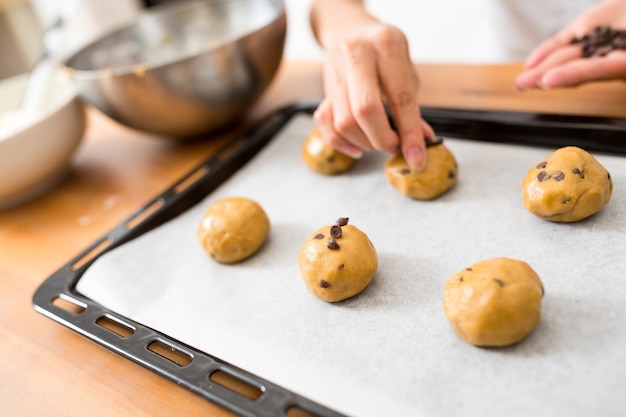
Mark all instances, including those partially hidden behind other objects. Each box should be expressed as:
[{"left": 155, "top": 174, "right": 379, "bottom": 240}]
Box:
[
  {"left": 468, "top": 0, "right": 600, "bottom": 62},
  {"left": 365, "top": 0, "right": 600, "bottom": 62}
]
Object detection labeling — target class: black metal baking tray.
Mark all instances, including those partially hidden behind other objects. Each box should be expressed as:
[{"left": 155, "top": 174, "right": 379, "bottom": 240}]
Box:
[
  {"left": 420, "top": 106, "right": 626, "bottom": 153},
  {"left": 32, "top": 99, "right": 626, "bottom": 417}
]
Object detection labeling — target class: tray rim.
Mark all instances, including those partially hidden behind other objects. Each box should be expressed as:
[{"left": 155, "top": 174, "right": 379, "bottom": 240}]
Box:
[{"left": 32, "top": 99, "right": 626, "bottom": 417}]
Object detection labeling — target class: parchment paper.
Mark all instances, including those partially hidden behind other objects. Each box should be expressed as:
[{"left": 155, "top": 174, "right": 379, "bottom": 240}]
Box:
[{"left": 77, "top": 114, "right": 626, "bottom": 417}]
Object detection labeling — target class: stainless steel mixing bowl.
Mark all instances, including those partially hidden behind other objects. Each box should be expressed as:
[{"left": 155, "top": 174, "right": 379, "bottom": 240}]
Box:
[{"left": 63, "top": 0, "right": 286, "bottom": 138}]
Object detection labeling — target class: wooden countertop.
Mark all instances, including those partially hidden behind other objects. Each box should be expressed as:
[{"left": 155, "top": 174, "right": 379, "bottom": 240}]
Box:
[{"left": 1, "top": 61, "right": 625, "bottom": 417}]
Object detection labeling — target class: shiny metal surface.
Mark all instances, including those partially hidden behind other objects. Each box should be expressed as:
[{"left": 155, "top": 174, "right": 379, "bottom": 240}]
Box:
[{"left": 64, "top": 0, "right": 286, "bottom": 138}]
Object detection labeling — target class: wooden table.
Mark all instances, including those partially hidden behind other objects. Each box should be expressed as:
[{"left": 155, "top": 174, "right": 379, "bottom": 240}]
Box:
[{"left": 2, "top": 61, "right": 626, "bottom": 416}]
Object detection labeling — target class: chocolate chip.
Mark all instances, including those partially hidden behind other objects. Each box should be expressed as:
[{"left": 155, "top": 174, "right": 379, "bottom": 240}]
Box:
[
  {"left": 466, "top": 268, "right": 473, "bottom": 271},
  {"left": 552, "top": 171, "right": 565, "bottom": 181},
  {"left": 582, "top": 44, "right": 594, "bottom": 58},
  {"left": 536, "top": 161, "right": 547, "bottom": 169},
  {"left": 425, "top": 136, "right": 444, "bottom": 147},
  {"left": 335, "top": 217, "right": 349, "bottom": 226},
  {"left": 330, "top": 225, "right": 342, "bottom": 238},
  {"left": 338, "top": 263, "right": 345, "bottom": 271},
  {"left": 326, "top": 156, "right": 335, "bottom": 163},
  {"left": 327, "top": 237, "right": 340, "bottom": 250},
  {"left": 400, "top": 168, "right": 411, "bottom": 176},
  {"left": 572, "top": 167, "right": 585, "bottom": 179},
  {"left": 571, "top": 25, "right": 626, "bottom": 57},
  {"left": 537, "top": 171, "right": 548, "bottom": 182},
  {"left": 447, "top": 169, "right": 455, "bottom": 179},
  {"left": 314, "top": 233, "right": 325, "bottom": 240},
  {"left": 613, "top": 36, "right": 626, "bottom": 50},
  {"left": 459, "top": 276, "right": 464, "bottom": 282},
  {"left": 492, "top": 278, "right": 505, "bottom": 287},
  {"left": 320, "top": 280, "right": 331, "bottom": 288}
]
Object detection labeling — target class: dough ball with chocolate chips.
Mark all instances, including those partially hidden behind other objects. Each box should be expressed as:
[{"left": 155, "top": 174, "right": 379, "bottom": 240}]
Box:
[
  {"left": 298, "top": 218, "right": 377, "bottom": 302},
  {"left": 443, "top": 257, "right": 544, "bottom": 347},
  {"left": 385, "top": 138, "right": 458, "bottom": 200},
  {"left": 197, "top": 197, "right": 270, "bottom": 264},
  {"left": 302, "top": 128, "right": 357, "bottom": 175},
  {"left": 521, "top": 146, "right": 613, "bottom": 222}
]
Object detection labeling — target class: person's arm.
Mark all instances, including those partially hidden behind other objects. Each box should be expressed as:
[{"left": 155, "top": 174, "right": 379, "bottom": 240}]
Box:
[
  {"left": 515, "top": 0, "right": 626, "bottom": 90},
  {"left": 310, "top": 0, "right": 432, "bottom": 170},
  {"left": 310, "top": 0, "right": 375, "bottom": 47}
]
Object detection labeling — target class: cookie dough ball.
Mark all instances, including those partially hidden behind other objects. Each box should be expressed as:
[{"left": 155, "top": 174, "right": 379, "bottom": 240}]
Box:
[
  {"left": 302, "top": 128, "right": 357, "bottom": 175},
  {"left": 521, "top": 146, "right": 612, "bottom": 222},
  {"left": 298, "top": 218, "right": 377, "bottom": 302},
  {"left": 197, "top": 197, "right": 270, "bottom": 264},
  {"left": 443, "top": 257, "right": 544, "bottom": 347},
  {"left": 385, "top": 139, "right": 458, "bottom": 200}
]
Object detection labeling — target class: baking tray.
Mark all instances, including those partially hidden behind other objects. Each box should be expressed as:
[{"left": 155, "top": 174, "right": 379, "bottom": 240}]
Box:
[{"left": 33, "top": 100, "right": 626, "bottom": 417}]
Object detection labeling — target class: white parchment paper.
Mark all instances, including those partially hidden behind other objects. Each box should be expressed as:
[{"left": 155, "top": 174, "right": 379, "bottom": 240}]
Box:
[{"left": 77, "top": 115, "right": 626, "bottom": 417}]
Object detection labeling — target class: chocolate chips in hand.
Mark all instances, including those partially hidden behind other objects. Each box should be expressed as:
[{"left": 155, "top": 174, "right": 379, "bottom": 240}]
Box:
[{"left": 571, "top": 25, "right": 626, "bottom": 58}]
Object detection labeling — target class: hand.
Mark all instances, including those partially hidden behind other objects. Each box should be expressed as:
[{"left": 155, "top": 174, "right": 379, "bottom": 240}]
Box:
[
  {"left": 313, "top": 22, "right": 434, "bottom": 170},
  {"left": 515, "top": 0, "right": 626, "bottom": 90}
]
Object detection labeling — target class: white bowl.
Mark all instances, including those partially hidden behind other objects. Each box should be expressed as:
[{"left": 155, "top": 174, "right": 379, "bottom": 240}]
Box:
[{"left": 0, "top": 71, "right": 87, "bottom": 210}]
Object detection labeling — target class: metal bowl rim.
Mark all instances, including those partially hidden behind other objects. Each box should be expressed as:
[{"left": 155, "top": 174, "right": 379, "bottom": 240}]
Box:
[{"left": 62, "top": 0, "right": 286, "bottom": 80}]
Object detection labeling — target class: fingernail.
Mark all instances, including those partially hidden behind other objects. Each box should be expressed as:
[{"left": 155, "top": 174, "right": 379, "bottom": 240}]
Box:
[
  {"left": 513, "top": 76, "right": 529, "bottom": 91},
  {"left": 340, "top": 146, "right": 363, "bottom": 159},
  {"left": 537, "top": 79, "right": 551, "bottom": 90}
]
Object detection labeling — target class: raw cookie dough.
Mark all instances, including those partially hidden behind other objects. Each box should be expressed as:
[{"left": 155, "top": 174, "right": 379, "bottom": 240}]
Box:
[
  {"left": 521, "top": 146, "right": 613, "bottom": 222},
  {"left": 302, "top": 128, "right": 357, "bottom": 175},
  {"left": 443, "top": 257, "right": 544, "bottom": 347},
  {"left": 298, "top": 218, "right": 377, "bottom": 302},
  {"left": 197, "top": 197, "right": 270, "bottom": 264},
  {"left": 385, "top": 138, "right": 458, "bottom": 200}
]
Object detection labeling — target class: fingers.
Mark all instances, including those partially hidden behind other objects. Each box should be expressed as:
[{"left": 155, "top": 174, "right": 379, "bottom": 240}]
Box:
[
  {"left": 314, "top": 24, "right": 429, "bottom": 170},
  {"left": 523, "top": 1, "right": 605, "bottom": 70},
  {"left": 520, "top": 0, "right": 626, "bottom": 89},
  {"left": 515, "top": 43, "right": 582, "bottom": 90},
  {"left": 524, "top": 28, "right": 579, "bottom": 69},
  {"left": 343, "top": 34, "right": 397, "bottom": 153},
  {"left": 540, "top": 51, "right": 626, "bottom": 88},
  {"left": 315, "top": 44, "right": 370, "bottom": 158},
  {"left": 375, "top": 28, "right": 426, "bottom": 170},
  {"left": 315, "top": 28, "right": 391, "bottom": 156},
  {"left": 314, "top": 98, "right": 364, "bottom": 159},
  {"left": 517, "top": 40, "right": 626, "bottom": 90}
]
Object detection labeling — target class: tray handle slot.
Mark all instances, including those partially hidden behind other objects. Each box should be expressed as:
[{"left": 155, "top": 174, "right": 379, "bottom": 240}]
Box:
[
  {"left": 96, "top": 314, "right": 136, "bottom": 339},
  {"left": 125, "top": 198, "right": 166, "bottom": 230},
  {"left": 70, "top": 237, "right": 113, "bottom": 271},
  {"left": 51, "top": 294, "right": 87, "bottom": 315},
  {"left": 209, "top": 369, "right": 265, "bottom": 401},
  {"left": 286, "top": 405, "right": 324, "bottom": 417},
  {"left": 173, "top": 165, "right": 211, "bottom": 195},
  {"left": 147, "top": 338, "right": 194, "bottom": 367}
]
